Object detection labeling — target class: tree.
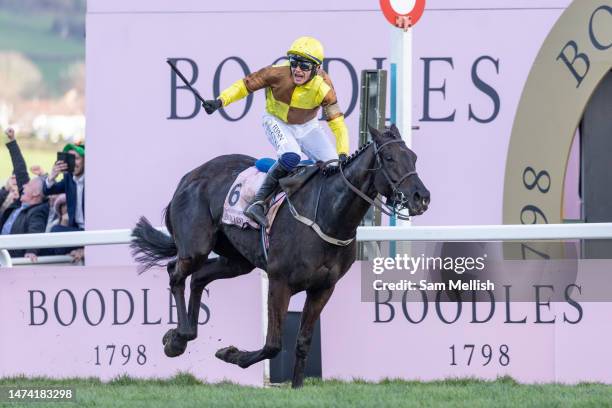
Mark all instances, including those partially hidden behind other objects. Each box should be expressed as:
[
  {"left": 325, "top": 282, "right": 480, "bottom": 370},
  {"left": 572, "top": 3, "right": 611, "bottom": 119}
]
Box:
[
  {"left": 0, "top": 52, "right": 43, "bottom": 101},
  {"left": 60, "top": 61, "right": 85, "bottom": 94}
]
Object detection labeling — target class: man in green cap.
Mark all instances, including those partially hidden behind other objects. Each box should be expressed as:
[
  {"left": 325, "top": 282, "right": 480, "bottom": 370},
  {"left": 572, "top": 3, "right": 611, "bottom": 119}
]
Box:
[{"left": 44, "top": 143, "right": 86, "bottom": 251}]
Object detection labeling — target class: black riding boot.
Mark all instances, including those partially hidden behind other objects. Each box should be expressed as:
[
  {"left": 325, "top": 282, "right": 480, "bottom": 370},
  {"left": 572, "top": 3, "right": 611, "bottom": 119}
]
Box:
[{"left": 245, "top": 162, "right": 289, "bottom": 228}]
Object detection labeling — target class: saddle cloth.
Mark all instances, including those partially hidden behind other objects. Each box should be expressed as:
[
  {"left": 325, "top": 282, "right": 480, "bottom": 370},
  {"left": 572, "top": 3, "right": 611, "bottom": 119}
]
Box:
[{"left": 221, "top": 166, "right": 286, "bottom": 232}]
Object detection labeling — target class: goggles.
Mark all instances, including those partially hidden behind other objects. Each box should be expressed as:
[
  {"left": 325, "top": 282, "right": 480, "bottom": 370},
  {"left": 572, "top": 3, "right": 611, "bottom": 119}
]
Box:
[{"left": 289, "top": 56, "right": 315, "bottom": 72}]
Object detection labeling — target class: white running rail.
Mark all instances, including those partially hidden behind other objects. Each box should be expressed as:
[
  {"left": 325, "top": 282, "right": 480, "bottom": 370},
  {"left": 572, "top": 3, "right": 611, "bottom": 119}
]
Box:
[
  {"left": 1, "top": 223, "right": 612, "bottom": 266},
  {"left": 11, "top": 255, "right": 74, "bottom": 265},
  {"left": 0, "top": 224, "right": 611, "bottom": 252},
  {"left": 357, "top": 223, "right": 612, "bottom": 242},
  {"left": 0, "top": 227, "right": 167, "bottom": 251},
  {"left": 0, "top": 227, "right": 166, "bottom": 267}
]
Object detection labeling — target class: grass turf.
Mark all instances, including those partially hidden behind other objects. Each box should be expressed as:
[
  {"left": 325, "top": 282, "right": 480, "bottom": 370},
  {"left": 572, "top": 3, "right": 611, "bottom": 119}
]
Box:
[{"left": 1, "top": 374, "right": 611, "bottom": 408}]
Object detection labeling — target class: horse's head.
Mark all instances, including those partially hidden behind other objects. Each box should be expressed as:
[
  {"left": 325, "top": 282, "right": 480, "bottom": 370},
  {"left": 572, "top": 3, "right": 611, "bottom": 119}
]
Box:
[{"left": 369, "top": 124, "right": 430, "bottom": 216}]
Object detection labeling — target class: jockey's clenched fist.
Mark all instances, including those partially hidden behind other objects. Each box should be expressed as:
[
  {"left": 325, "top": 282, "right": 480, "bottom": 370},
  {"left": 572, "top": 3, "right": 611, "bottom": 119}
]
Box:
[{"left": 203, "top": 99, "right": 222, "bottom": 115}]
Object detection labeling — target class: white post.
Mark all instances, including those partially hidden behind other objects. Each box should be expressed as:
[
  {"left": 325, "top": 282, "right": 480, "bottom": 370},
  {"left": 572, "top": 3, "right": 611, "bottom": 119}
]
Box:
[
  {"left": 391, "top": 22, "right": 413, "bottom": 254},
  {"left": 261, "top": 270, "right": 270, "bottom": 385},
  {"left": 0, "top": 249, "right": 12, "bottom": 267},
  {"left": 397, "top": 26, "right": 412, "bottom": 227}
]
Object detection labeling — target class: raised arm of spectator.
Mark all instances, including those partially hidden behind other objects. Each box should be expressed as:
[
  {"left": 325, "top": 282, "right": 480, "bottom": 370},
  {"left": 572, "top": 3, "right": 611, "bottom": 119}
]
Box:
[{"left": 4, "top": 128, "right": 30, "bottom": 194}]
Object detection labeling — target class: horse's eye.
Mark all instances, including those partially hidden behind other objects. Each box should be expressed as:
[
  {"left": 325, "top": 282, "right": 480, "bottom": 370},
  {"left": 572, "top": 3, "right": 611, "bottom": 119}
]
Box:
[{"left": 384, "top": 156, "right": 393, "bottom": 161}]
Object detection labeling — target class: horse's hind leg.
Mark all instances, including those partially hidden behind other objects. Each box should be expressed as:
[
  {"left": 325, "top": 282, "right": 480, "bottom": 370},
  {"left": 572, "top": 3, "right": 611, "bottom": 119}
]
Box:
[
  {"left": 215, "top": 279, "right": 291, "bottom": 368},
  {"left": 164, "top": 256, "right": 207, "bottom": 357},
  {"left": 291, "top": 286, "right": 335, "bottom": 388},
  {"left": 164, "top": 206, "right": 216, "bottom": 357},
  {"left": 175, "top": 256, "right": 254, "bottom": 342},
  {"left": 163, "top": 255, "right": 254, "bottom": 356}
]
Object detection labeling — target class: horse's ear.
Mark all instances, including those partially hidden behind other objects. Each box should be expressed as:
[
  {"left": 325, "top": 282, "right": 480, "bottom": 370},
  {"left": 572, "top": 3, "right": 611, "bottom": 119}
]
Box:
[
  {"left": 390, "top": 123, "right": 401, "bottom": 139},
  {"left": 368, "top": 124, "right": 382, "bottom": 141}
]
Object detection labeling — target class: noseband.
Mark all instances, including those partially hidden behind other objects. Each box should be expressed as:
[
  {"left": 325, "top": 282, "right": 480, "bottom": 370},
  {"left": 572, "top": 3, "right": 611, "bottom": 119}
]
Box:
[{"left": 338, "top": 139, "right": 417, "bottom": 220}]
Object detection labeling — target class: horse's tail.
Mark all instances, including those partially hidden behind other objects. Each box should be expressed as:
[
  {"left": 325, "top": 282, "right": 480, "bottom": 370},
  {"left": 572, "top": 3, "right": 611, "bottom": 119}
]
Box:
[
  {"left": 163, "top": 203, "right": 173, "bottom": 236},
  {"left": 130, "top": 215, "right": 177, "bottom": 274}
]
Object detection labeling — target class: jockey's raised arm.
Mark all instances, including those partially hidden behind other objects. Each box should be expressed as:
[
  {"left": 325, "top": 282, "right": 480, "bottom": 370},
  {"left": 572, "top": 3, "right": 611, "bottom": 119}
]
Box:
[
  {"left": 202, "top": 36, "right": 350, "bottom": 227},
  {"left": 215, "top": 65, "right": 349, "bottom": 159}
]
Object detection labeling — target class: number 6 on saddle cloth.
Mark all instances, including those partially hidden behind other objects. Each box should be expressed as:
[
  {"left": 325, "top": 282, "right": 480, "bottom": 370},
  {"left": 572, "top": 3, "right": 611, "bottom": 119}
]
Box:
[{"left": 221, "top": 157, "right": 315, "bottom": 233}]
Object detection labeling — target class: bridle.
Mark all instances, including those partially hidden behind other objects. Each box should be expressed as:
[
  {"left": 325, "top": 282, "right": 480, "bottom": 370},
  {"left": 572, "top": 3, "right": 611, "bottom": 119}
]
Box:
[
  {"left": 338, "top": 139, "right": 417, "bottom": 220},
  {"left": 280, "top": 138, "right": 417, "bottom": 250}
]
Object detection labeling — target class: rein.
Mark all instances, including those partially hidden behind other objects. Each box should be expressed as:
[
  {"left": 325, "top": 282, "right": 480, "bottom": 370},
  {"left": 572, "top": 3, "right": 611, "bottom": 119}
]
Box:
[
  {"left": 283, "top": 138, "right": 417, "bottom": 247},
  {"left": 339, "top": 139, "right": 416, "bottom": 221},
  {"left": 285, "top": 177, "right": 354, "bottom": 247}
]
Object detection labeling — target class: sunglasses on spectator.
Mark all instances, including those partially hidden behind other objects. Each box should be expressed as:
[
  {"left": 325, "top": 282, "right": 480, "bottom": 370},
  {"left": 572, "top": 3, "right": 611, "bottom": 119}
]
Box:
[{"left": 289, "top": 56, "right": 315, "bottom": 72}]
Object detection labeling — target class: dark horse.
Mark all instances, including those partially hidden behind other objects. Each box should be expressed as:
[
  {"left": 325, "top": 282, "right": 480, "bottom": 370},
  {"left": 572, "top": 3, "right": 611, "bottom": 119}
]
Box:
[{"left": 131, "top": 125, "right": 430, "bottom": 388}]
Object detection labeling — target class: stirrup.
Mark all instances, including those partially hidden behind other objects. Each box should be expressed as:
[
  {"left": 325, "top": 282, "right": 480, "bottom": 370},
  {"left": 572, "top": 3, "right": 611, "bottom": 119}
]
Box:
[{"left": 245, "top": 201, "right": 268, "bottom": 228}]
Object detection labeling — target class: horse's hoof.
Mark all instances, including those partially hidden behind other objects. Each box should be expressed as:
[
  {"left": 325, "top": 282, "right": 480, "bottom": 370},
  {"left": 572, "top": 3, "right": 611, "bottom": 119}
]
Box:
[
  {"left": 215, "top": 345, "right": 240, "bottom": 364},
  {"left": 162, "top": 329, "right": 174, "bottom": 346},
  {"left": 164, "top": 338, "right": 187, "bottom": 357},
  {"left": 163, "top": 329, "right": 187, "bottom": 357}
]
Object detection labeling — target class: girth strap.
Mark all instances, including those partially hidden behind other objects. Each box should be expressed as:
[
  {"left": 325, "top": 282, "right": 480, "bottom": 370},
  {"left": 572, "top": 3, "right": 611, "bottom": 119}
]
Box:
[{"left": 285, "top": 198, "right": 355, "bottom": 247}]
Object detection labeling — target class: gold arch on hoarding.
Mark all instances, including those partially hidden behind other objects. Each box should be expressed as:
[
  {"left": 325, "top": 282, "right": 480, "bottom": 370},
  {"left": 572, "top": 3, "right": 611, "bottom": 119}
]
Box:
[{"left": 503, "top": 0, "right": 612, "bottom": 259}]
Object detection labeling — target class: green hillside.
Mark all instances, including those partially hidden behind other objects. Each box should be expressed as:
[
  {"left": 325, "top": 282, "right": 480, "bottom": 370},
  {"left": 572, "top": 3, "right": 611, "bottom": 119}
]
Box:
[{"left": 0, "top": 8, "right": 84, "bottom": 96}]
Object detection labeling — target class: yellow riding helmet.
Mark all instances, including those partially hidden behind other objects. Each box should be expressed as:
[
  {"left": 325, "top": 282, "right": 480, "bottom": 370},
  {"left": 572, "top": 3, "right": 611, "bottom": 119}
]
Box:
[{"left": 287, "top": 36, "right": 324, "bottom": 66}]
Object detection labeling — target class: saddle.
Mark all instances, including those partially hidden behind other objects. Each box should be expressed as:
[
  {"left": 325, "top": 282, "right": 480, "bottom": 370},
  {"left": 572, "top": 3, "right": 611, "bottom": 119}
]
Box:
[
  {"left": 221, "top": 159, "right": 321, "bottom": 232},
  {"left": 279, "top": 163, "right": 321, "bottom": 197}
]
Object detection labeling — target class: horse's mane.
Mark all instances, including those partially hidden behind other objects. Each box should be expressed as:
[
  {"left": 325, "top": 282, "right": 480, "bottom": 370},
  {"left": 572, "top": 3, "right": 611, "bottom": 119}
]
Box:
[{"left": 322, "top": 141, "right": 373, "bottom": 177}]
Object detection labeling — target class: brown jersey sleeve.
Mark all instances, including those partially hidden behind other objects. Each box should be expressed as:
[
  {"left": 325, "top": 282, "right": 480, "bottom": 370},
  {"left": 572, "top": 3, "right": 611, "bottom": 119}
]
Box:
[
  {"left": 243, "top": 65, "right": 286, "bottom": 93},
  {"left": 317, "top": 69, "right": 343, "bottom": 120},
  {"left": 318, "top": 69, "right": 338, "bottom": 105}
]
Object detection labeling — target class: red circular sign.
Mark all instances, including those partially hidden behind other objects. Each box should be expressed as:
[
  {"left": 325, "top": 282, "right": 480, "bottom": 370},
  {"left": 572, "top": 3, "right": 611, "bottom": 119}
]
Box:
[{"left": 379, "top": 0, "right": 425, "bottom": 27}]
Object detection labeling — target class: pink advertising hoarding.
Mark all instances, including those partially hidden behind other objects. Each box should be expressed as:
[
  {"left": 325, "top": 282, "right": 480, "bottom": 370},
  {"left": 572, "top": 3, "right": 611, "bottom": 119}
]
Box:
[
  {"left": 0, "top": 266, "right": 264, "bottom": 385},
  {"left": 411, "top": 3, "right": 572, "bottom": 226},
  {"left": 74, "top": 0, "right": 599, "bottom": 384},
  {"left": 85, "top": 0, "right": 575, "bottom": 265},
  {"left": 85, "top": 2, "right": 390, "bottom": 266},
  {"left": 322, "top": 263, "right": 612, "bottom": 384}
]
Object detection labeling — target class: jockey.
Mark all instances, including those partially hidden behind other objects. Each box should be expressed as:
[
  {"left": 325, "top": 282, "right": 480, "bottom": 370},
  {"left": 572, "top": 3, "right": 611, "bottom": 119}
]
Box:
[{"left": 202, "top": 36, "right": 349, "bottom": 228}]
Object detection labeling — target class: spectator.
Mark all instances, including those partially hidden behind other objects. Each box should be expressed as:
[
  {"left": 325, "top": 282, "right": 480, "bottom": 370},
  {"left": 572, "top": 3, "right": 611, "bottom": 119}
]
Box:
[
  {"left": 1, "top": 175, "right": 18, "bottom": 214},
  {"left": 0, "top": 128, "right": 49, "bottom": 262},
  {"left": 30, "top": 165, "right": 47, "bottom": 178},
  {"left": 44, "top": 142, "right": 85, "bottom": 255},
  {"left": 46, "top": 193, "right": 69, "bottom": 232}
]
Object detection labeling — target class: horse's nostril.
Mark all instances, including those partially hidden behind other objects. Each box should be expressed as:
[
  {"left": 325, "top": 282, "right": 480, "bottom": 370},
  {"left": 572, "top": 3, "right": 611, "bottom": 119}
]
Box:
[
  {"left": 422, "top": 196, "right": 430, "bottom": 207},
  {"left": 413, "top": 192, "right": 421, "bottom": 203}
]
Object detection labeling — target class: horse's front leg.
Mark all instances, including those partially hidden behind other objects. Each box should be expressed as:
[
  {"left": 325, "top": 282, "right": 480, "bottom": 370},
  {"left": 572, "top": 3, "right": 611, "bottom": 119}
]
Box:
[
  {"left": 215, "top": 279, "right": 291, "bottom": 368},
  {"left": 291, "top": 286, "right": 335, "bottom": 388}
]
